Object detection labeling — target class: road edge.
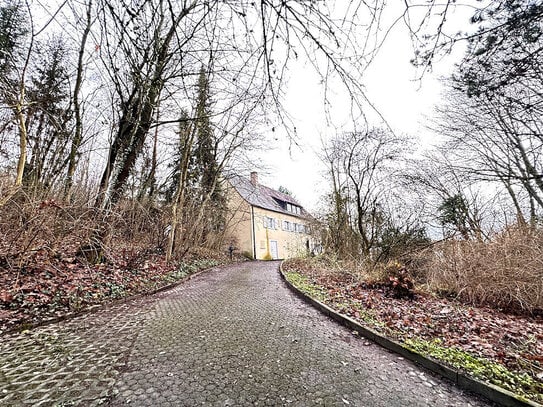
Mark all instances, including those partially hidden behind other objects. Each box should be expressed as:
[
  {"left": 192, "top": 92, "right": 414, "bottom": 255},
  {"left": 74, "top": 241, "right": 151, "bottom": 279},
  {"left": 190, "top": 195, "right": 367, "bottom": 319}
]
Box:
[
  {"left": 278, "top": 262, "right": 541, "bottom": 407},
  {"left": 2, "top": 261, "right": 231, "bottom": 336}
]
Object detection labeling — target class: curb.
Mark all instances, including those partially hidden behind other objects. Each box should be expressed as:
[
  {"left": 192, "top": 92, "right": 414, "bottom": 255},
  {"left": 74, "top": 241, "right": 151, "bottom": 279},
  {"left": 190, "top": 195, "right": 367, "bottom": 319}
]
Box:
[
  {"left": 278, "top": 263, "right": 541, "bottom": 407},
  {"left": 1, "top": 261, "right": 229, "bottom": 336}
]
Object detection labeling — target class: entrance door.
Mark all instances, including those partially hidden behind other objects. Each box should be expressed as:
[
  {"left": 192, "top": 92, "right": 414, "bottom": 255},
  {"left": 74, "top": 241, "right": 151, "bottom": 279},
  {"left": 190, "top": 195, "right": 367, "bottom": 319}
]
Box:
[{"left": 270, "top": 240, "right": 279, "bottom": 259}]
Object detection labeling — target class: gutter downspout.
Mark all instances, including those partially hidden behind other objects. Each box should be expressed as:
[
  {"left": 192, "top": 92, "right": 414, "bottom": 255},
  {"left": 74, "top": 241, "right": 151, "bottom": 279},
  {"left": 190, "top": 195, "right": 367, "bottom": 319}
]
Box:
[{"left": 251, "top": 206, "right": 256, "bottom": 259}]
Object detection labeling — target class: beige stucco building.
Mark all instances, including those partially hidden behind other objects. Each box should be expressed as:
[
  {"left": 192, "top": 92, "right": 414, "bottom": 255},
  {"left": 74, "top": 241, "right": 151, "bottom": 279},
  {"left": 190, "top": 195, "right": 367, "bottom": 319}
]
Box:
[{"left": 225, "top": 172, "right": 316, "bottom": 260}]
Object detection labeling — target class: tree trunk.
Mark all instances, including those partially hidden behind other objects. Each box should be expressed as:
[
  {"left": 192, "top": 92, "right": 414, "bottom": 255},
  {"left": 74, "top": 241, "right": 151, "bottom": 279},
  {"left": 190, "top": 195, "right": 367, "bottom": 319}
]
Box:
[
  {"left": 138, "top": 102, "right": 160, "bottom": 201},
  {"left": 15, "top": 100, "right": 28, "bottom": 186},
  {"left": 66, "top": 0, "right": 93, "bottom": 199},
  {"left": 97, "top": 3, "right": 195, "bottom": 209},
  {"left": 166, "top": 121, "right": 195, "bottom": 262}
]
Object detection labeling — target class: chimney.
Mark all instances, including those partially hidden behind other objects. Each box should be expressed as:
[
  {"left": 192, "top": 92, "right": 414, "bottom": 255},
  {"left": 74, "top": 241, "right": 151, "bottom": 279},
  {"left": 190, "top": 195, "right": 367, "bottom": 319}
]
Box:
[{"left": 250, "top": 171, "right": 258, "bottom": 187}]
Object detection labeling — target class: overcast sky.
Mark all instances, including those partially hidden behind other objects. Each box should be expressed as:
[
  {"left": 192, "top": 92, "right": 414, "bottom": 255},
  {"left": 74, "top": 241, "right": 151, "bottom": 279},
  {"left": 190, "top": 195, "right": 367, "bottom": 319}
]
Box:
[{"left": 252, "top": 3, "right": 473, "bottom": 213}]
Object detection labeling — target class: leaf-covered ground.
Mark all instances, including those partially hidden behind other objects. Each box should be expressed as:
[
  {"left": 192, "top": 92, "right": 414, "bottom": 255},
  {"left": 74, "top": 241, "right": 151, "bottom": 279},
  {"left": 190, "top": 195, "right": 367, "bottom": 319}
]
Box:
[
  {"left": 283, "top": 258, "right": 543, "bottom": 403},
  {"left": 0, "top": 245, "right": 227, "bottom": 334}
]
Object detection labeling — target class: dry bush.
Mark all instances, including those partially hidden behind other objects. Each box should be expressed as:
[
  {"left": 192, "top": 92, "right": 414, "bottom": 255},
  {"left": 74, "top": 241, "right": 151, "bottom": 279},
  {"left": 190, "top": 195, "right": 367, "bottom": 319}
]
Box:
[
  {"left": 0, "top": 187, "right": 171, "bottom": 268},
  {"left": 423, "top": 225, "right": 543, "bottom": 314},
  {"left": 0, "top": 191, "right": 99, "bottom": 265},
  {"left": 364, "top": 260, "right": 398, "bottom": 286},
  {"left": 109, "top": 200, "right": 167, "bottom": 250}
]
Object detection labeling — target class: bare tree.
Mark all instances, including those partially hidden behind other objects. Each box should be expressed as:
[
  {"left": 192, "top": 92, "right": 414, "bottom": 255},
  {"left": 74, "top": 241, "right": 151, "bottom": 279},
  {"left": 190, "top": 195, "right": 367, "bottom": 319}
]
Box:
[
  {"left": 0, "top": 0, "right": 33, "bottom": 194},
  {"left": 321, "top": 128, "right": 409, "bottom": 258},
  {"left": 166, "top": 110, "right": 195, "bottom": 262},
  {"left": 404, "top": 1, "right": 543, "bottom": 79},
  {"left": 0, "top": 0, "right": 81, "bottom": 202},
  {"left": 403, "top": 146, "right": 500, "bottom": 241},
  {"left": 91, "top": 0, "right": 399, "bottom": 206},
  {"left": 434, "top": 85, "right": 543, "bottom": 225},
  {"left": 65, "top": 0, "right": 95, "bottom": 198},
  {"left": 95, "top": 0, "right": 204, "bottom": 207}
]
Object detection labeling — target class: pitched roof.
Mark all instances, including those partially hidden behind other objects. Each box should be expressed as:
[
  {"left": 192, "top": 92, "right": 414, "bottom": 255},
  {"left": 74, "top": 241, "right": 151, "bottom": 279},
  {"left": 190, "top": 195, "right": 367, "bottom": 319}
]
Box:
[{"left": 228, "top": 175, "right": 310, "bottom": 218}]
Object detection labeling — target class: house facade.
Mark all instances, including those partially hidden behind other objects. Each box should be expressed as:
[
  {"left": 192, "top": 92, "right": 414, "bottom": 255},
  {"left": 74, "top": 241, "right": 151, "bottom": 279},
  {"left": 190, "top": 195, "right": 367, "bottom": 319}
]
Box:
[{"left": 225, "top": 172, "right": 315, "bottom": 260}]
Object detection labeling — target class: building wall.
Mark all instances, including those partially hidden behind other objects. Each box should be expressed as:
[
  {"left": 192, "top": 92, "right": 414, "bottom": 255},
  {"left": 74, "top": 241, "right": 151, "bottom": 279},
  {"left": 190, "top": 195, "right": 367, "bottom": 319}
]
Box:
[
  {"left": 225, "top": 181, "right": 315, "bottom": 260},
  {"left": 252, "top": 207, "right": 313, "bottom": 260},
  {"left": 224, "top": 185, "right": 254, "bottom": 257}
]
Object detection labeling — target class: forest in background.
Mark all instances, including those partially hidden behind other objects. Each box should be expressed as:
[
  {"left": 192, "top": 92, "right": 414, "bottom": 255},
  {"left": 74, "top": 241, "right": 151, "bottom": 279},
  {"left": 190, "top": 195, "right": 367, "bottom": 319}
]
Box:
[
  {"left": 0, "top": 0, "right": 542, "bottom": 328},
  {"left": 314, "top": 1, "right": 543, "bottom": 315},
  {"left": 0, "top": 0, "right": 390, "bottom": 329}
]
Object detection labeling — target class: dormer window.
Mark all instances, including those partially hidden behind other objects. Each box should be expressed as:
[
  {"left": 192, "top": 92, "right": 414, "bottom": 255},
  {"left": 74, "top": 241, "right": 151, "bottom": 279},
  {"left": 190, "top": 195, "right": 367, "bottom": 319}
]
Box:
[{"left": 286, "top": 203, "right": 301, "bottom": 215}]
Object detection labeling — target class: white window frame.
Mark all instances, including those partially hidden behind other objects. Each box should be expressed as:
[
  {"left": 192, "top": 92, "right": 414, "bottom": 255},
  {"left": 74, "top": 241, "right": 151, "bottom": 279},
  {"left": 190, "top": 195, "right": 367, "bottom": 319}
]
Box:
[{"left": 264, "top": 216, "right": 274, "bottom": 229}]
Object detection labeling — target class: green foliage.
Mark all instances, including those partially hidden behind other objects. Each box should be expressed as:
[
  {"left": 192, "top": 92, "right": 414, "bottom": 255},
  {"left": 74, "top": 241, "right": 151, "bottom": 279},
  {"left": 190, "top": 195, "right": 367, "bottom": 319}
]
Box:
[
  {"left": 105, "top": 282, "right": 125, "bottom": 298},
  {"left": 177, "top": 258, "right": 218, "bottom": 276},
  {"left": 405, "top": 338, "right": 543, "bottom": 402},
  {"left": 278, "top": 186, "right": 293, "bottom": 196},
  {"left": 30, "top": 37, "right": 70, "bottom": 108},
  {"left": 377, "top": 224, "right": 430, "bottom": 261},
  {"left": 165, "top": 67, "right": 226, "bottom": 241},
  {"left": 459, "top": 0, "right": 543, "bottom": 97},
  {"left": 284, "top": 271, "right": 328, "bottom": 302},
  {"left": 438, "top": 194, "right": 471, "bottom": 239},
  {"left": 438, "top": 194, "right": 468, "bottom": 226},
  {"left": 24, "top": 36, "right": 72, "bottom": 187},
  {"left": 349, "top": 302, "right": 387, "bottom": 329},
  {"left": 163, "top": 109, "right": 191, "bottom": 203},
  {"left": 193, "top": 65, "right": 220, "bottom": 201},
  {"left": 0, "top": 0, "right": 27, "bottom": 75}
]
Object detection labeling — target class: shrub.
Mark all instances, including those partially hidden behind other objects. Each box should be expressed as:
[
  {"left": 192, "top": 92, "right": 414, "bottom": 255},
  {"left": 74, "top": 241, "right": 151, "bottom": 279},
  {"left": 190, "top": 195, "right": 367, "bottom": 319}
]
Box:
[
  {"left": 366, "top": 260, "right": 415, "bottom": 299},
  {"left": 378, "top": 224, "right": 431, "bottom": 262},
  {"left": 387, "top": 267, "right": 415, "bottom": 299},
  {"left": 422, "top": 225, "right": 543, "bottom": 314}
]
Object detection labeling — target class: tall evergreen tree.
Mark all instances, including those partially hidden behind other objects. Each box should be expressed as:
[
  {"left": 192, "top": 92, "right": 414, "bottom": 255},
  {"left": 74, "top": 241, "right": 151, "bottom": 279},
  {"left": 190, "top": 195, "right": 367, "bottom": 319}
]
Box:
[
  {"left": 0, "top": 0, "right": 29, "bottom": 189},
  {"left": 191, "top": 66, "right": 225, "bottom": 239},
  {"left": 164, "top": 109, "right": 192, "bottom": 203},
  {"left": 0, "top": 0, "right": 26, "bottom": 77},
  {"left": 193, "top": 65, "right": 218, "bottom": 202},
  {"left": 25, "top": 36, "right": 72, "bottom": 189}
]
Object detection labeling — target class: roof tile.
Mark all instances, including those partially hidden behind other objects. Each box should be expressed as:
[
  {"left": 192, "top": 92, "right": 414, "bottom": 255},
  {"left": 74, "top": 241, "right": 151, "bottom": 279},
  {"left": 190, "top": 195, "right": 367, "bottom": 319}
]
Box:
[{"left": 228, "top": 175, "right": 309, "bottom": 218}]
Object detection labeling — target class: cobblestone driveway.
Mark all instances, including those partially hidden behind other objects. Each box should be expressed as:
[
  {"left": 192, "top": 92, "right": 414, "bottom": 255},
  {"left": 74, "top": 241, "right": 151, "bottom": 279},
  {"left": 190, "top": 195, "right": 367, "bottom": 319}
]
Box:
[{"left": 0, "top": 261, "right": 492, "bottom": 406}]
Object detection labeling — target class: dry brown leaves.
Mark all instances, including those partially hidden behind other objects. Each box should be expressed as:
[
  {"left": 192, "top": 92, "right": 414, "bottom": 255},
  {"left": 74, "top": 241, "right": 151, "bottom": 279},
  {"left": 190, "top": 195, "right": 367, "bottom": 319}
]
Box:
[
  {"left": 0, "top": 244, "right": 226, "bottom": 333},
  {"left": 283, "top": 259, "right": 543, "bottom": 381}
]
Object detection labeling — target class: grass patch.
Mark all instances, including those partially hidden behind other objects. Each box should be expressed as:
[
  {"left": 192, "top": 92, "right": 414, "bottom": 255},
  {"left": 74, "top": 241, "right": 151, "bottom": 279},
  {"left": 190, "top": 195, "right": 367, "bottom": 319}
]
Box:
[
  {"left": 404, "top": 338, "right": 543, "bottom": 402},
  {"left": 349, "top": 302, "right": 388, "bottom": 329},
  {"left": 284, "top": 271, "right": 329, "bottom": 302},
  {"left": 285, "top": 270, "right": 388, "bottom": 331}
]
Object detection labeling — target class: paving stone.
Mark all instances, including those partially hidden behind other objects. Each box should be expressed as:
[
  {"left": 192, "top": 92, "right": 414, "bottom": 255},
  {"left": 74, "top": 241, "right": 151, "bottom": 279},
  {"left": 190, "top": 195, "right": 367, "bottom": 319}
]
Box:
[{"left": 0, "top": 262, "right": 495, "bottom": 406}]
